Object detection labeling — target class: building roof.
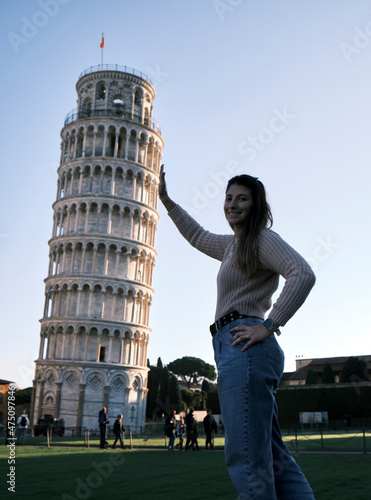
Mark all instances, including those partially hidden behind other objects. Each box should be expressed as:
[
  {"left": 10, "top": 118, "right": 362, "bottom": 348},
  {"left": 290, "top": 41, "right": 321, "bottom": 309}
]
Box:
[{"left": 288, "top": 355, "right": 371, "bottom": 381}]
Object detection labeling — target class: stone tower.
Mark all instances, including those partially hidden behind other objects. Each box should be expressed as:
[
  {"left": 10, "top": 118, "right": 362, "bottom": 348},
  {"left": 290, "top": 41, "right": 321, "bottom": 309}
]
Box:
[{"left": 30, "top": 64, "right": 163, "bottom": 433}]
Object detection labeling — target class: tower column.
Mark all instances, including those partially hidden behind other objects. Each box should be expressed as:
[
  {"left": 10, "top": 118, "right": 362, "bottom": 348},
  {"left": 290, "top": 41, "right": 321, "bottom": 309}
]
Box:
[
  {"left": 111, "top": 292, "right": 117, "bottom": 320},
  {"left": 54, "top": 382, "right": 63, "bottom": 418},
  {"left": 102, "top": 130, "right": 108, "bottom": 157},
  {"left": 46, "top": 332, "right": 52, "bottom": 359},
  {"left": 72, "top": 331, "right": 78, "bottom": 359},
  {"left": 66, "top": 136, "right": 71, "bottom": 161},
  {"left": 80, "top": 243, "right": 86, "bottom": 273},
  {"left": 70, "top": 243, "right": 76, "bottom": 273},
  {"left": 61, "top": 330, "right": 66, "bottom": 359},
  {"left": 38, "top": 333, "right": 45, "bottom": 359},
  {"left": 37, "top": 380, "right": 46, "bottom": 421},
  {"left": 119, "top": 334, "right": 125, "bottom": 364},
  {"left": 124, "top": 135, "right": 129, "bottom": 159},
  {"left": 92, "top": 131, "right": 97, "bottom": 156},
  {"left": 30, "top": 379, "right": 37, "bottom": 425},
  {"left": 82, "top": 130, "right": 87, "bottom": 157},
  {"left": 43, "top": 293, "right": 50, "bottom": 318},
  {"left": 107, "top": 208, "right": 112, "bottom": 235},
  {"left": 124, "top": 387, "right": 130, "bottom": 426},
  {"left": 83, "top": 332, "right": 89, "bottom": 361},
  {"left": 78, "top": 169, "right": 83, "bottom": 194},
  {"left": 107, "top": 333, "right": 113, "bottom": 363},
  {"left": 76, "top": 287, "right": 82, "bottom": 316},
  {"left": 65, "top": 206, "right": 71, "bottom": 233},
  {"left": 114, "top": 132, "right": 119, "bottom": 158},
  {"left": 76, "top": 383, "right": 86, "bottom": 431}
]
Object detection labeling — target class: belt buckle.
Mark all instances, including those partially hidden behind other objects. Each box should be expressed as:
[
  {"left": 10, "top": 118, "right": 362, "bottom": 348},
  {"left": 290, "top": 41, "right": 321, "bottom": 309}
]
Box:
[{"left": 212, "top": 318, "right": 222, "bottom": 333}]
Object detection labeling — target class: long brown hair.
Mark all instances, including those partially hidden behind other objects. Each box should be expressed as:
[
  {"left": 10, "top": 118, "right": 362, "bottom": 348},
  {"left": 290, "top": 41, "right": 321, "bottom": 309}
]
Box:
[{"left": 226, "top": 175, "right": 273, "bottom": 277}]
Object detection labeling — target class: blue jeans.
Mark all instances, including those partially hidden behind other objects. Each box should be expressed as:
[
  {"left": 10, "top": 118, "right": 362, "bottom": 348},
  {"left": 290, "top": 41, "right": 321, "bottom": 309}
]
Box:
[
  {"left": 112, "top": 433, "right": 124, "bottom": 448},
  {"left": 17, "top": 427, "right": 27, "bottom": 445},
  {"left": 168, "top": 430, "right": 175, "bottom": 450},
  {"left": 212, "top": 317, "right": 315, "bottom": 499},
  {"left": 99, "top": 424, "right": 107, "bottom": 448}
]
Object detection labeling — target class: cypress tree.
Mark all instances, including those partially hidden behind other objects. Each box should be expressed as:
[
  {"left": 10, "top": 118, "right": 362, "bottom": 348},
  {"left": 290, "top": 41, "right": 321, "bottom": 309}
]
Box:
[
  {"left": 168, "top": 374, "right": 181, "bottom": 410},
  {"left": 305, "top": 368, "right": 318, "bottom": 385},
  {"left": 321, "top": 362, "right": 335, "bottom": 383}
]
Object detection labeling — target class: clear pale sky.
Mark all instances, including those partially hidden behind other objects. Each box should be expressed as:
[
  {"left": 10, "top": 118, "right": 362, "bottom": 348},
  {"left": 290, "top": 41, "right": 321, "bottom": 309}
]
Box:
[{"left": 1, "top": 0, "right": 370, "bottom": 388}]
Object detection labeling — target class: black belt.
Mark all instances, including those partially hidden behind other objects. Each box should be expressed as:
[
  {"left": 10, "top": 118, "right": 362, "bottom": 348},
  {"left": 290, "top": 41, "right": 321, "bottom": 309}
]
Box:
[{"left": 210, "top": 311, "right": 260, "bottom": 336}]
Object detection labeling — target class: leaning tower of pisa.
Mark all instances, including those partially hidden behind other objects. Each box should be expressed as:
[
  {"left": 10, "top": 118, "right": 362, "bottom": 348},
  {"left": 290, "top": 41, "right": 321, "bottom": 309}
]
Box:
[{"left": 30, "top": 64, "right": 164, "bottom": 433}]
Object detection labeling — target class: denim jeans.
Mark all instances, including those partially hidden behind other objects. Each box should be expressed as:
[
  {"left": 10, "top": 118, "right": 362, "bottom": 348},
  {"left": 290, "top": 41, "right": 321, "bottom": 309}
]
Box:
[
  {"left": 212, "top": 317, "right": 315, "bottom": 499},
  {"left": 168, "top": 430, "right": 175, "bottom": 450},
  {"left": 17, "top": 427, "right": 27, "bottom": 445},
  {"left": 112, "top": 433, "right": 124, "bottom": 448},
  {"left": 99, "top": 424, "right": 107, "bottom": 448}
]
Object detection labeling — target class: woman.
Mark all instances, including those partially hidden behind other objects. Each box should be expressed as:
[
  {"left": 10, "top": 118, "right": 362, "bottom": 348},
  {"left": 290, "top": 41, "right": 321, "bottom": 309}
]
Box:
[{"left": 159, "top": 165, "right": 316, "bottom": 499}]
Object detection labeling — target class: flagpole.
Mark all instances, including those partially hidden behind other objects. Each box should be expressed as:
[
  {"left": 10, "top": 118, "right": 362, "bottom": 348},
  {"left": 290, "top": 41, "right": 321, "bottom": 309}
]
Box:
[{"left": 101, "top": 33, "right": 104, "bottom": 70}]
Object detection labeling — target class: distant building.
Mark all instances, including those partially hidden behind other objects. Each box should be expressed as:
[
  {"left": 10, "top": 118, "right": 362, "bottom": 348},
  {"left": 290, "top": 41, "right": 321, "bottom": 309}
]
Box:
[
  {"left": 0, "top": 379, "right": 15, "bottom": 428},
  {"left": 280, "top": 355, "right": 371, "bottom": 387},
  {"left": 178, "top": 380, "right": 203, "bottom": 392}
]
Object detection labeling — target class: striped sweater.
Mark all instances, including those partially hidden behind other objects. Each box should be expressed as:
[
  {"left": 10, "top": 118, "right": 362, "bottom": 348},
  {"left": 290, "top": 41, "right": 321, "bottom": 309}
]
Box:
[{"left": 168, "top": 205, "right": 315, "bottom": 327}]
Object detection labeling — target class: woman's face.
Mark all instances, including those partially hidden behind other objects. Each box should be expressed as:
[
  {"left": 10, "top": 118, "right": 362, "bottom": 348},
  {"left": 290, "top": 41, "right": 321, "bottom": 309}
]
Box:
[{"left": 224, "top": 183, "right": 253, "bottom": 236}]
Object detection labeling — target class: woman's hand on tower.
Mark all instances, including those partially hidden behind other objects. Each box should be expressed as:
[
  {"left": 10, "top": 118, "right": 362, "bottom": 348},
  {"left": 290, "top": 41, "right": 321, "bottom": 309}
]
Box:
[
  {"left": 159, "top": 164, "right": 168, "bottom": 199},
  {"left": 159, "top": 164, "right": 176, "bottom": 211}
]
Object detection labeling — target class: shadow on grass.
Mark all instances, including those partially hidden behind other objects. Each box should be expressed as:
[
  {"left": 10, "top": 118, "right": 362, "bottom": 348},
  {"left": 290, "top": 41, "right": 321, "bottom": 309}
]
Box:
[
  {"left": 1, "top": 447, "right": 370, "bottom": 500},
  {"left": 0, "top": 447, "right": 235, "bottom": 500}
]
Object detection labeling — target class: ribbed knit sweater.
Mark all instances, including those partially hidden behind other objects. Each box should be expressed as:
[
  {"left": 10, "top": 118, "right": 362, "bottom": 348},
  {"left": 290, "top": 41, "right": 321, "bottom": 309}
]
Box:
[{"left": 168, "top": 204, "right": 315, "bottom": 327}]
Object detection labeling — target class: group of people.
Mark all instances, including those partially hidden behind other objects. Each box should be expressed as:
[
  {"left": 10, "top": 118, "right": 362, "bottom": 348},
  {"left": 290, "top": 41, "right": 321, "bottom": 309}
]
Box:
[
  {"left": 8, "top": 406, "right": 124, "bottom": 450},
  {"left": 164, "top": 408, "right": 218, "bottom": 451},
  {"left": 98, "top": 406, "right": 126, "bottom": 449}
]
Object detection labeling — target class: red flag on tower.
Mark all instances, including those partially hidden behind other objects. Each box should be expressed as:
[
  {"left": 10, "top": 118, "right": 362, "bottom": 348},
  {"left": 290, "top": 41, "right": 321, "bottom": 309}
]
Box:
[{"left": 100, "top": 35, "right": 105, "bottom": 48}]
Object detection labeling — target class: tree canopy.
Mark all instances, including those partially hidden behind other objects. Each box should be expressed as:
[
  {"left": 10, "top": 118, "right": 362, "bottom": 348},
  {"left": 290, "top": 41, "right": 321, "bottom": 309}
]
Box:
[
  {"left": 340, "top": 356, "right": 368, "bottom": 383},
  {"left": 15, "top": 387, "right": 32, "bottom": 405},
  {"left": 167, "top": 356, "right": 216, "bottom": 388}
]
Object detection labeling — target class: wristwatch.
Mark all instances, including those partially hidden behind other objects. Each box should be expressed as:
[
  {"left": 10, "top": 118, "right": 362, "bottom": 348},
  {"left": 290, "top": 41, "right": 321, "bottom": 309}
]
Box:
[{"left": 263, "top": 318, "right": 281, "bottom": 336}]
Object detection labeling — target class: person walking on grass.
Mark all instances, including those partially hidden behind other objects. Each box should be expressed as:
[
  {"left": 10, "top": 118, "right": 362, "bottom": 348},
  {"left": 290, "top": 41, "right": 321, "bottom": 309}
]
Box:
[
  {"left": 203, "top": 409, "right": 214, "bottom": 450},
  {"left": 184, "top": 408, "right": 196, "bottom": 451},
  {"left": 159, "top": 165, "right": 316, "bottom": 499},
  {"left": 112, "top": 414, "right": 125, "bottom": 449},
  {"left": 98, "top": 407, "right": 109, "bottom": 449},
  {"left": 164, "top": 410, "right": 176, "bottom": 450}
]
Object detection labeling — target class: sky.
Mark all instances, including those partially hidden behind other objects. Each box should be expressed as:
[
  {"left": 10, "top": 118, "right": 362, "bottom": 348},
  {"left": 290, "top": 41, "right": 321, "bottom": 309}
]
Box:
[{"left": 0, "top": 0, "right": 370, "bottom": 389}]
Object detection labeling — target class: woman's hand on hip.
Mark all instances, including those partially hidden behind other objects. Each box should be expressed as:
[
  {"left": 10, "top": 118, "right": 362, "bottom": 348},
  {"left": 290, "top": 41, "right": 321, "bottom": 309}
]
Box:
[{"left": 231, "top": 323, "right": 273, "bottom": 352}]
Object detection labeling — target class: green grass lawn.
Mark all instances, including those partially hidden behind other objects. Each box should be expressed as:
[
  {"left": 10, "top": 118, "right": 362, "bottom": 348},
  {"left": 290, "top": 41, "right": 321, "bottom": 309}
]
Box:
[
  {"left": 15, "top": 430, "right": 371, "bottom": 453},
  {"left": 282, "top": 431, "right": 371, "bottom": 453},
  {"left": 1, "top": 441, "right": 370, "bottom": 499}
]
